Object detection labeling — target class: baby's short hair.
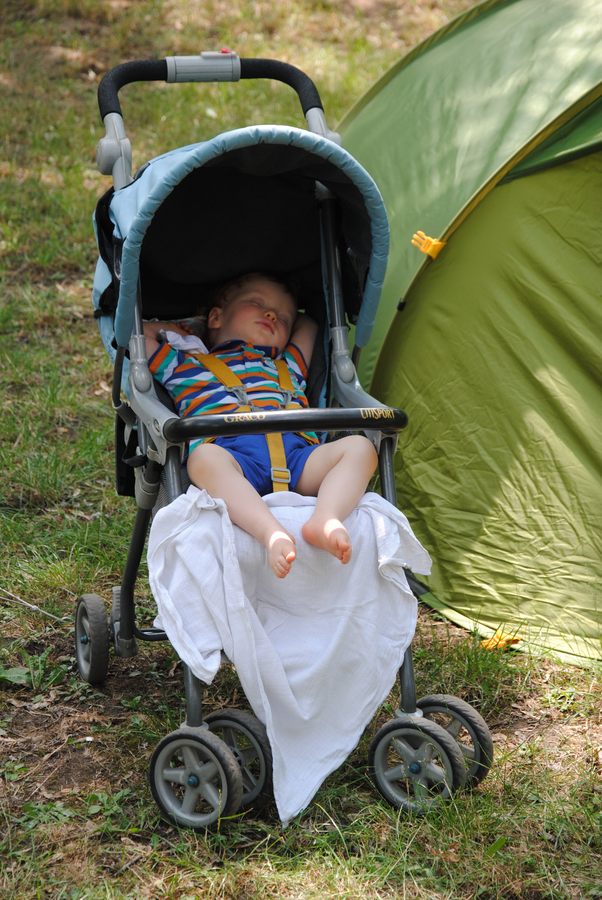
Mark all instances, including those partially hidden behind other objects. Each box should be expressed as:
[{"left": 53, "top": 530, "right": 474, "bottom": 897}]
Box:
[{"left": 210, "top": 271, "right": 299, "bottom": 310}]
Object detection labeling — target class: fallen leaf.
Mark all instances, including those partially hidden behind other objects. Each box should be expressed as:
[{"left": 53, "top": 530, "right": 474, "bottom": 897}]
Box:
[{"left": 481, "top": 632, "right": 521, "bottom": 651}]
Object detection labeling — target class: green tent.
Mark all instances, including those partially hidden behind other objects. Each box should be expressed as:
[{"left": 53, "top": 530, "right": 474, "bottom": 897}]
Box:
[{"left": 341, "top": 0, "right": 602, "bottom": 665}]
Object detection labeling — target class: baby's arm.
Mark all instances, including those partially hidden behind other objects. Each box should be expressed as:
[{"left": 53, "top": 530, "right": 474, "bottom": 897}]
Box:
[
  {"left": 290, "top": 313, "right": 318, "bottom": 367},
  {"left": 143, "top": 321, "right": 189, "bottom": 357}
]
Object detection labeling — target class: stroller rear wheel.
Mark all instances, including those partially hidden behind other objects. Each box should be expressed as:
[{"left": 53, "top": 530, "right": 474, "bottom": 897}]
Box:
[
  {"left": 369, "top": 716, "right": 466, "bottom": 813},
  {"left": 416, "top": 694, "right": 494, "bottom": 788},
  {"left": 74, "top": 594, "right": 110, "bottom": 686},
  {"left": 149, "top": 729, "right": 243, "bottom": 829},
  {"left": 205, "top": 708, "right": 273, "bottom": 809}
]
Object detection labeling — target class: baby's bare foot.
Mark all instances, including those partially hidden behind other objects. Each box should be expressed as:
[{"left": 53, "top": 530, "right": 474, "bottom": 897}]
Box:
[
  {"left": 302, "top": 516, "right": 352, "bottom": 564},
  {"left": 267, "top": 529, "right": 296, "bottom": 578}
]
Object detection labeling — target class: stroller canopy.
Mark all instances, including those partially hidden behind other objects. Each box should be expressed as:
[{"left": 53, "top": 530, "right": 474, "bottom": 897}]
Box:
[{"left": 93, "top": 125, "right": 389, "bottom": 352}]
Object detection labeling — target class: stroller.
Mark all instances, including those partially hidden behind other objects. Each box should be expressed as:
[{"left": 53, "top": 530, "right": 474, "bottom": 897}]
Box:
[{"left": 75, "top": 52, "right": 493, "bottom": 829}]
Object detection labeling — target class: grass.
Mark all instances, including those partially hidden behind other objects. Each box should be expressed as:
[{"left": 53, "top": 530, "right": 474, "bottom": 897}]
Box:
[
  {"left": 1, "top": 622, "right": 600, "bottom": 898},
  {"left": 1, "top": 1, "right": 601, "bottom": 898}
]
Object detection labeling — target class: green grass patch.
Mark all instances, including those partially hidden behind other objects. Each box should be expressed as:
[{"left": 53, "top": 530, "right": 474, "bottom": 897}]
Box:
[{"left": 3, "top": 2, "right": 600, "bottom": 899}]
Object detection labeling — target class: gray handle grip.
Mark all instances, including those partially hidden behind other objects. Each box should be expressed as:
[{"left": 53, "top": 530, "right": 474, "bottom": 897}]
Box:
[{"left": 165, "top": 52, "right": 241, "bottom": 83}]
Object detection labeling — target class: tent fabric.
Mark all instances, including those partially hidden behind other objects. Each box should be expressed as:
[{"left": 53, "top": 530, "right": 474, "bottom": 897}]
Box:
[
  {"left": 371, "top": 155, "right": 601, "bottom": 665},
  {"left": 339, "top": 0, "right": 602, "bottom": 665},
  {"left": 340, "top": 0, "right": 602, "bottom": 386},
  {"left": 507, "top": 97, "right": 602, "bottom": 180}
]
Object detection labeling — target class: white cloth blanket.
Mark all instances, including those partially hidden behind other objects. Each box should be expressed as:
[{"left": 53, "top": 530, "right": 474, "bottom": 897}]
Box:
[{"left": 147, "top": 486, "right": 431, "bottom": 824}]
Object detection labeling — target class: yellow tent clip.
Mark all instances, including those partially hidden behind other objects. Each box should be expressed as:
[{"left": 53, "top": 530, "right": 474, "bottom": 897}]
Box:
[
  {"left": 481, "top": 630, "right": 521, "bottom": 651},
  {"left": 411, "top": 230, "right": 446, "bottom": 259}
]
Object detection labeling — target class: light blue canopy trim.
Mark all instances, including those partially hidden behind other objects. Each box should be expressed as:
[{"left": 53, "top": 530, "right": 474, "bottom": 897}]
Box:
[{"left": 106, "top": 125, "right": 389, "bottom": 348}]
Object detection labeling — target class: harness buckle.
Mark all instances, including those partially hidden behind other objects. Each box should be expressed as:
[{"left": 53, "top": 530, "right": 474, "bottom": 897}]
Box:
[
  {"left": 270, "top": 466, "right": 291, "bottom": 485},
  {"left": 232, "top": 387, "right": 249, "bottom": 406}
]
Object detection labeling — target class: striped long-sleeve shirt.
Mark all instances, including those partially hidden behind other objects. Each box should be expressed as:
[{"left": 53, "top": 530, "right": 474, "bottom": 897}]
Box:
[{"left": 149, "top": 338, "right": 319, "bottom": 444}]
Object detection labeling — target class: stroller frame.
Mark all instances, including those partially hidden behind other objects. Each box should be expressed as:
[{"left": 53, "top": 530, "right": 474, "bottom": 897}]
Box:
[{"left": 76, "top": 53, "right": 493, "bottom": 828}]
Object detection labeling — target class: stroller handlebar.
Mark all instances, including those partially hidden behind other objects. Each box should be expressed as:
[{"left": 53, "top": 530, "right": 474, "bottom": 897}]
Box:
[
  {"left": 97, "top": 53, "right": 323, "bottom": 120},
  {"left": 96, "top": 54, "right": 334, "bottom": 187},
  {"left": 98, "top": 59, "right": 168, "bottom": 118},
  {"left": 238, "top": 58, "right": 323, "bottom": 114}
]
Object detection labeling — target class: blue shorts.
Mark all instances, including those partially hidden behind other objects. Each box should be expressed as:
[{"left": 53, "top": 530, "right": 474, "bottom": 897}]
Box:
[{"left": 191, "top": 433, "right": 319, "bottom": 496}]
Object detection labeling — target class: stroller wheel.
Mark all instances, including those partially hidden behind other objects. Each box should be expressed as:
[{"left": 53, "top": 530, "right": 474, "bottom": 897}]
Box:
[
  {"left": 369, "top": 716, "right": 466, "bottom": 813},
  {"left": 74, "top": 594, "right": 109, "bottom": 686},
  {"left": 205, "top": 709, "right": 273, "bottom": 809},
  {"left": 149, "top": 729, "right": 243, "bottom": 830},
  {"left": 416, "top": 694, "right": 494, "bottom": 788}
]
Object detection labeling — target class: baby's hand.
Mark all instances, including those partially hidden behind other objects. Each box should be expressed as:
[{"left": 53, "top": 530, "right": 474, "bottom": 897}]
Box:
[
  {"left": 167, "top": 321, "right": 192, "bottom": 336},
  {"left": 150, "top": 320, "right": 191, "bottom": 337},
  {"left": 143, "top": 320, "right": 190, "bottom": 357}
]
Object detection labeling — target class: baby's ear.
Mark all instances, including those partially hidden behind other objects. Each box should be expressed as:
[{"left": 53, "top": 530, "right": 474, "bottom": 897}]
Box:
[{"left": 207, "top": 306, "right": 222, "bottom": 328}]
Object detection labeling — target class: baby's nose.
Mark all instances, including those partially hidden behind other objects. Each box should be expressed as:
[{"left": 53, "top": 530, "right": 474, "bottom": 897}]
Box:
[{"left": 264, "top": 309, "right": 277, "bottom": 321}]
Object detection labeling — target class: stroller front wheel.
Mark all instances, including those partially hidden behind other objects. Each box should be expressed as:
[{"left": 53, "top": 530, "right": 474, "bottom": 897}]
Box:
[
  {"left": 205, "top": 708, "right": 273, "bottom": 810},
  {"left": 369, "top": 716, "right": 466, "bottom": 813},
  {"left": 416, "top": 694, "right": 494, "bottom": 788},
  {"left": 149, "top": 729, "right": 243, "bottom": 830},
  {"left": 74, "top": 594, "right": 110, "bottom": 686}
]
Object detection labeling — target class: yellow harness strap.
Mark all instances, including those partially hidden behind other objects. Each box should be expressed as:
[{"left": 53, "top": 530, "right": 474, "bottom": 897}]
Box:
[
  {"left": 194, "top": 353, "right": 297, "bottom": 492},
  {"left": 191, "top": 353, "right": 251, "bottom": 408},
  {"left": 274, "top": 358, "right": 296, "bottom": 396}
]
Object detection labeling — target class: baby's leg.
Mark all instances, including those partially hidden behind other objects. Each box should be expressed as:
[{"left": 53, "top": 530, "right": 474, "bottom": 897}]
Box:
[
  {"left": 295, "top": 435, "right": 378, "bottom": 563},
  {"left": 188, "top": 443, "right": 296, "bottom": 578}
]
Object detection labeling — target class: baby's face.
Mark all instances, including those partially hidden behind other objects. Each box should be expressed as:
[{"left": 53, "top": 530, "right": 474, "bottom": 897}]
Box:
[{"left": 208, "top": 277, "right": 296, "bottom": 352}]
